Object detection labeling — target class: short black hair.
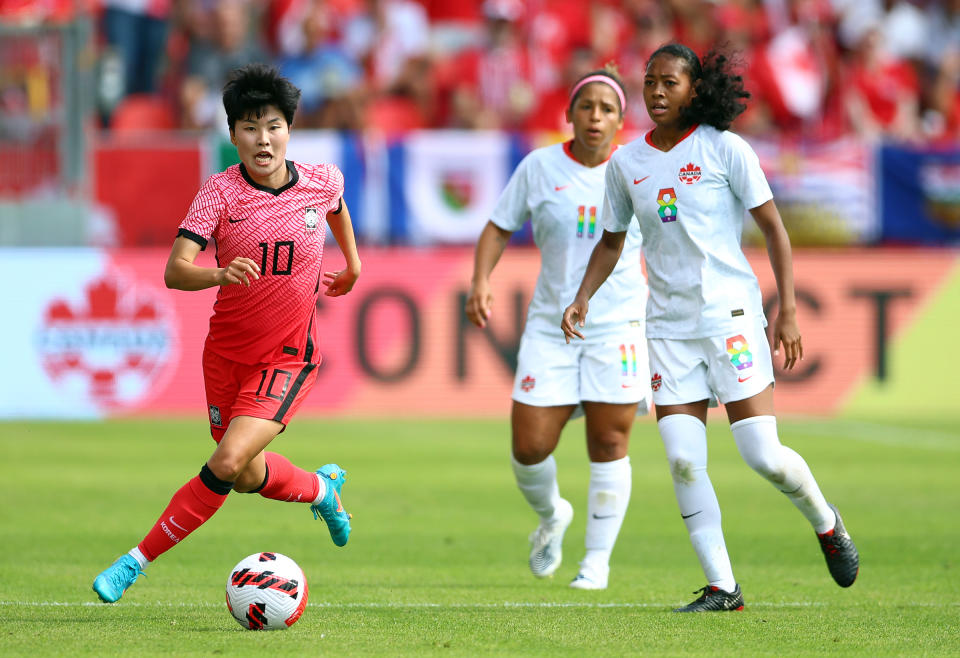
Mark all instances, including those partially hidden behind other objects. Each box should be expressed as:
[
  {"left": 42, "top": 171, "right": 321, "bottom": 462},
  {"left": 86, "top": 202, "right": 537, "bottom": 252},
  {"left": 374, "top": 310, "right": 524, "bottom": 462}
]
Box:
[
  {"left": 569, "top": 63, "right": 627, "bottom": 116},
  {"left": 222, "top": 63, "right": 302, "bottom": 132},
  {"left": 647, "top": 44, "right": 749, "bottom": 131}
]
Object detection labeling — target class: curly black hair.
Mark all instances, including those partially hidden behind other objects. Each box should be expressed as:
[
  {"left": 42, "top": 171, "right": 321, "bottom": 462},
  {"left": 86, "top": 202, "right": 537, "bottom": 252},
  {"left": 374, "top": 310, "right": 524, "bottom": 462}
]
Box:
[
  {"left": 222, "top": 63, "right": 302, "bottom": 132},
  {"left": 569, "top": 63, "right": 627, "bottom": 116},
  {"left": 647, "top": 44, "right": 749, "bottom": 131}
]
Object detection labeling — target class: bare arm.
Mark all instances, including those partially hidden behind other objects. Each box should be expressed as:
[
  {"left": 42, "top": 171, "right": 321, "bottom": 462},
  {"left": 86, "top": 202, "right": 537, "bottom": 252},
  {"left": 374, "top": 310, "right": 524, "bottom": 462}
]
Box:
[
  {"left": 465, "top": 221, "right": 513, "bottom": 328},
  {"left": 560, "top": 229, "right": 626, "bottom": 343},
  {"left": 322, "top": 199, "right": 362, "bottom": 296},
  {"left": 750, "top": 199, "right": 802, "bottom": 369},
  {"left": 163, "top": 235, "right": 260, "bottom": 291}
]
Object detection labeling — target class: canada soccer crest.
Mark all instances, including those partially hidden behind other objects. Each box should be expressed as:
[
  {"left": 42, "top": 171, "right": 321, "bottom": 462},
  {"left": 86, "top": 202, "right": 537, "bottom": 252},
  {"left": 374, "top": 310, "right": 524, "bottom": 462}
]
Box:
[
  {"left": 304, "top": 207, "right": 319, "bottom": 230},
  {"left": 650, "top": 372, "right": 663, "bottom": 391},
  {"left": 35, "top": 275, "right": 176, "bottom": 409},
  {"left": 678, "top": 162, "right": 701, "bottom": 184},
  {"left": 520, "top": 375, "right": 536, "bottom": 392}
]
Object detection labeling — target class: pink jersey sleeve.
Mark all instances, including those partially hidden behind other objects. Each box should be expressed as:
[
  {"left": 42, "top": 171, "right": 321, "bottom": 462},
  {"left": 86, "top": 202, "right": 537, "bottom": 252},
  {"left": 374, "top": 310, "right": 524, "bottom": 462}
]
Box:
[
  {"left": 178, "top": 174, "right": 227, "bottom": 246},
  {"left": 319, "top": 164, "right": 345, "bottom": 215}
]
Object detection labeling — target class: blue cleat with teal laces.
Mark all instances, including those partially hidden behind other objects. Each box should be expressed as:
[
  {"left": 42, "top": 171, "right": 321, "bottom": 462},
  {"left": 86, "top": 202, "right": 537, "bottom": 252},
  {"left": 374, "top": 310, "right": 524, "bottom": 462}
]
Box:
[
  {"left": 310, "top": 464, "right": 352, "bottom": 547},
  {"left": 93, "top": 554, "right": 144, "bottom": 603}
]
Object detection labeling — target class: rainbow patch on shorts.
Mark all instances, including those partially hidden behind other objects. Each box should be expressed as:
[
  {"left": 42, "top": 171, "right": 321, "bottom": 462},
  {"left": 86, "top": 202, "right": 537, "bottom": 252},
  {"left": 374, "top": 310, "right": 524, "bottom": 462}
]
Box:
[{"left": 725, "top": 334, "right": 753, "bottom": 371}]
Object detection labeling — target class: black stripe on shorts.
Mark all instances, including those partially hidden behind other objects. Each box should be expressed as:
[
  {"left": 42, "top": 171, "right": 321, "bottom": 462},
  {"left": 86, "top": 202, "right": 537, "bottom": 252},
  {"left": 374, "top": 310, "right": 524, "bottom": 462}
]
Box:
[{"left": 272, "top": 362, "right": 317, "bottom": 422}]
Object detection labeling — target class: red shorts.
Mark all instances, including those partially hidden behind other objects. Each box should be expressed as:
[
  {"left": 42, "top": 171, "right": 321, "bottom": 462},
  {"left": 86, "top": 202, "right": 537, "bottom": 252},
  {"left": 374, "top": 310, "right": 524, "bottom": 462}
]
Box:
[{"left": 202, "top": 346, "right": 319, "bottom": 442}]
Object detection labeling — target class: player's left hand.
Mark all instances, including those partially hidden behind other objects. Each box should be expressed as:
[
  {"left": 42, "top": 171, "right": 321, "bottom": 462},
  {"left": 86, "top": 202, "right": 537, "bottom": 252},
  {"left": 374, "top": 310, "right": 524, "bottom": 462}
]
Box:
[
  {"left": 323, "top": 267, "right": 359, "bottom": 296},
  {"left": 773, "top": 309, "right": 803, "bottom": 370}
]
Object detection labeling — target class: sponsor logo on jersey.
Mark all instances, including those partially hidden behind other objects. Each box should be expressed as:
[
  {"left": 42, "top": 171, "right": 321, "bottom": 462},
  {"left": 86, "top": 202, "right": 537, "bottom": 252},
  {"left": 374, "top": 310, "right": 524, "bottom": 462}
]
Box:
[
  {"left": 304, "top": 207, "right": 319, "bottom": 230},
  {"left": 678, "top": 162, "right": 701, "bottom": 184},
  {"left": 651, "top": 372, "right": 662, "bottom": 391},
  {"left": 657, "top": 188, "right": 678, "bottom": 222},
  {"left": 520, "top": 375, "right": 536, "bottom": 392},
  {"left": 36, "top": 275, "right": 176, "bottom": 410}
]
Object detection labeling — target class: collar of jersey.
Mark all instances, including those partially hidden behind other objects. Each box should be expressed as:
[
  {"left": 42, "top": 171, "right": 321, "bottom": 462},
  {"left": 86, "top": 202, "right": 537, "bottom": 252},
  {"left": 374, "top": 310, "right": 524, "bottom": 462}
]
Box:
[
  {"left": 239, "top": 160, "right": 299, "bottom": 195},
  {"left": 644, "top": 123, "right": 699, "bottom": 152},
  {"left": 562, "top": 140, "right": 617, "bottom": 167}
]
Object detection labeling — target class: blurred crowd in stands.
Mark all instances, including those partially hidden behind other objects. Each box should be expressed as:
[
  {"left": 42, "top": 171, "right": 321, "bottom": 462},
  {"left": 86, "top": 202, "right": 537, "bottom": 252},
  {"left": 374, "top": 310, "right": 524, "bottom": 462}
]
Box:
[{"left": 3, "top": 0, "right": 960, "bottom": 142}]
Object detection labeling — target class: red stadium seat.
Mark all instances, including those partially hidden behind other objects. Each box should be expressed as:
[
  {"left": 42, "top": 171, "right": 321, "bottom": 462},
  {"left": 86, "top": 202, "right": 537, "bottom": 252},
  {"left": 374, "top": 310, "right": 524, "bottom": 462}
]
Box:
[
  {"left": 110, "top": 94, "right": 176, "bottom": 133},
  {"left": 367, "top": 96, "right": 425, "bottom": 138}
]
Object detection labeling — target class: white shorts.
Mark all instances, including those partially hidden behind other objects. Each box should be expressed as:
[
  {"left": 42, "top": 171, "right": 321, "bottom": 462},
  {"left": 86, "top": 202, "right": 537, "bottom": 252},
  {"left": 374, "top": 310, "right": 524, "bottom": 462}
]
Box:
[
  {"left": 648, "top": 317, "right": 774, "bottom": 406},
  {"left": 512, "top": 326, "right": 651, "bottom": 415}
]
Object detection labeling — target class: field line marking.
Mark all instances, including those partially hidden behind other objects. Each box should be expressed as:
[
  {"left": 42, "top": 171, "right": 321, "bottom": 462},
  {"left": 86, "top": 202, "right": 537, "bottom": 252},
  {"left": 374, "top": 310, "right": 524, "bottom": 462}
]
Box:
[
  {"left": 794, "top": 419, "right": 960, "bottom": 451},
  {"left": 1, "top": 600, "right": 826, "bottom": 609},
  {"left": 4, "top": 600, "right": 956, "bottom": 610}
]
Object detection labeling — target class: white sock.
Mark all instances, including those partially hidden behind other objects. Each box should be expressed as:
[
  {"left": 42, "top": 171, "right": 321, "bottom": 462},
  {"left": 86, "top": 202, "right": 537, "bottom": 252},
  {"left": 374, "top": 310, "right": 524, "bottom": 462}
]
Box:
[
  {"left": 581, "top": 456, "right": 631, "bottom": 573},
  {"left": 658, "top": 414, "right": 736, "bottom": 592},
  {"left": 128, "top": 547, "right": 149, "bottom": 570},
  {"left": 731, "top": 416, "right": 836, "bottom": 534},
  {"left": 312, "top": 474, "right": 328, "bottom": 505},
  {"left": 511, "top": 454, "right": 562, "bottom": 521}
]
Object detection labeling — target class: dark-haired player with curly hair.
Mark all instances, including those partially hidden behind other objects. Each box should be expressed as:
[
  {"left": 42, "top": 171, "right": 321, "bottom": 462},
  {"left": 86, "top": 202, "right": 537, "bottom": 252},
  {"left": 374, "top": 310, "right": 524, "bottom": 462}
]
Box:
[
  {"left": 93, "top": 63, "right": 361, "bottom": 603},
  {"left": 562, "top": 44, "right": 859, "bottom": 610},
  {"left": 467, "top": 65, "right": 651, "bottom": 590}
]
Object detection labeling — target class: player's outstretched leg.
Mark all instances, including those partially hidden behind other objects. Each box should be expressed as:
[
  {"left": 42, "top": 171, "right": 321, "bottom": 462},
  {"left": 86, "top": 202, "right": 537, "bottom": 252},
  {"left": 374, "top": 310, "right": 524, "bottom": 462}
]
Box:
[
  {"left": 310, "top": 464, "right": 352, "bottom": 546},
  {"left": 93, "top": 554, "right": 144, "bottom": 603},
  {"left": 528, "top": 497, "right": 574, "bottom": 578},
  {"left": 817, "top": 502, "right": 859, "bottom": 587},
  {"left": 673, "top": 584, "right": 744, "bottom": 612}
]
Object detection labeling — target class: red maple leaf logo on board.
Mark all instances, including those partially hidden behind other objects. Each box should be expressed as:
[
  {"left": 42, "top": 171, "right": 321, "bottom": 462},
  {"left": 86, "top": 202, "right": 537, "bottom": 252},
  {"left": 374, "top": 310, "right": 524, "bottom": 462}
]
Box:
[{"left": 37, "top": 275, "right": 176, "bottom": 408}]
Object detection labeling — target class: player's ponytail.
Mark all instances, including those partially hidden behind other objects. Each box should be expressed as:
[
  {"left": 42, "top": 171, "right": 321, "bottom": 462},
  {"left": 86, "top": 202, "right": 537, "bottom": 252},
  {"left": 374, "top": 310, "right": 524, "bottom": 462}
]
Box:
[{"left": 648, "top": 44, "right": 749, "bottom": 131}]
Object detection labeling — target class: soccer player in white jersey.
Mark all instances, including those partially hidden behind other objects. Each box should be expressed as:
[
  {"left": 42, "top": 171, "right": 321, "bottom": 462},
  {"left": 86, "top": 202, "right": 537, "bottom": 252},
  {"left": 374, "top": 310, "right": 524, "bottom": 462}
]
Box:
[
  {"left": 562, "top": 44, "right": 859, "bottom": 611},
  {"left": 466, "top": 65, "right": 650, "bottom": 590}
]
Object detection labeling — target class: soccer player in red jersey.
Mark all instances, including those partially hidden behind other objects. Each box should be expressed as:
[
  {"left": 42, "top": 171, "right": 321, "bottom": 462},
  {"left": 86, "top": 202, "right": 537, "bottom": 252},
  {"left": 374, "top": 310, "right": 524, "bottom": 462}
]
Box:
[{"left": 93, "top": 64, "right": 361, "bottom": 603}]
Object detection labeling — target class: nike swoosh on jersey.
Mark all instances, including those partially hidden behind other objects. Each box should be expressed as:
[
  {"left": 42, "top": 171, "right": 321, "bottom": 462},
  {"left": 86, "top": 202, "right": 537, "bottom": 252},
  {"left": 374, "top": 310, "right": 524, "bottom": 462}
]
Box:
[
  {"left": 738, "top": 375, "right": 753, "bottom": 383},
  {"left": 633, "top": 176, "right": 650, "bottom": 184},
  {"left": 555, "top": 185, "right": 570, "bottom": 191},
  {"left": 227, "top": 217, "right": 248, "bottom": 223}
]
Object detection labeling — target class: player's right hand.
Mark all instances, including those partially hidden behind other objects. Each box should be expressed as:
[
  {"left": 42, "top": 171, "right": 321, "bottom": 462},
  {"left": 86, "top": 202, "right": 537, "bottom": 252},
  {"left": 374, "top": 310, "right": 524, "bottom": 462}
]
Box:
[
  {"left": 465, "top": 280, "right": 493, "bottom": 328},
  {"left": 560, "top": 299, "right": 588, "bottom": 344},
  {"left": 217, "top": 257, "right": 260, "bottom": 287}
]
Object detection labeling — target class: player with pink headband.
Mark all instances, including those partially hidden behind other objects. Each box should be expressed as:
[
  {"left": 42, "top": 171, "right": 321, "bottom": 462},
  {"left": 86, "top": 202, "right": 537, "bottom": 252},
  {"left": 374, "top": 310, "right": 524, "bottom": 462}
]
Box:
[{"left": 466, "top": 65, "right": 650, "bottom": 590}]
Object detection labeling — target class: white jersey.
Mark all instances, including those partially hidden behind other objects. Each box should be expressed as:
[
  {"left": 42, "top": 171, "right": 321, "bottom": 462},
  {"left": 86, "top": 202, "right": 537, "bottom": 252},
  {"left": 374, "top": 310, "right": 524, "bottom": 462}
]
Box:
[
  {"left": 601, "top": 124, "right": 773, "bottom": 339},
  {"left": 490, "top": 141, "right": 646, "bottom": 343}
]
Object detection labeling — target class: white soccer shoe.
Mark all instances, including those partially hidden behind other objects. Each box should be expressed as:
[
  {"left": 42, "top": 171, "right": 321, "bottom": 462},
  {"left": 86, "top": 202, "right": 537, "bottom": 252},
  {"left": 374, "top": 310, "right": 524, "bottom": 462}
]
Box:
[
  {"left": 569, "top": 562, "right": 609, "bottom": 590},
  {"left": 528, "top": 498, "right": 574, "bottom": 578}
]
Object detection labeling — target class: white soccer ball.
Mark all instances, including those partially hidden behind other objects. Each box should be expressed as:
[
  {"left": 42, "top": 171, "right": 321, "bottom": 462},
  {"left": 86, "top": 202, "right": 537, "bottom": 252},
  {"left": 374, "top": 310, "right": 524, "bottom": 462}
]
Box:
[{"left": 225, "top": 552, "right": 308, "bottom": 630}]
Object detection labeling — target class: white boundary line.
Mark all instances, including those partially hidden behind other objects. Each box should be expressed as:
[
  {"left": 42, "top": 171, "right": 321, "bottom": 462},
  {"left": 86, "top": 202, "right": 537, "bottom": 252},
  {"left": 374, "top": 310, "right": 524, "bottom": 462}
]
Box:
[
  {"left": 795, "top": 419, "right": 960, "bottom": 451},
  {"left": 4, "top": 600, "right": 955, "bottom": 609},
  {"left": 2, "top": 600, "right": 821, "bottom": 609}
]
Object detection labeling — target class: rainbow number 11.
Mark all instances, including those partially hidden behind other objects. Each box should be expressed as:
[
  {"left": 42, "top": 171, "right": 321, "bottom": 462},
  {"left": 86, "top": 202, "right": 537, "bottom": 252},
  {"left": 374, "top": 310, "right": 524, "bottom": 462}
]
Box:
[{"left": 577, "top": 205, "right": 597, "bottom": 238}]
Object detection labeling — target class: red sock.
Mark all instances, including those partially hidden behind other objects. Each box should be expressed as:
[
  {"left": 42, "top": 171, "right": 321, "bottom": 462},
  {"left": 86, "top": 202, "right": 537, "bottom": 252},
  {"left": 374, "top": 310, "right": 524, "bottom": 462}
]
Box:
[
  {"left": 138, "top": 470, "right": 229, "bottom": 562},
  {"left": 257, "top": 452, "right": 320, "bottom": 504}
]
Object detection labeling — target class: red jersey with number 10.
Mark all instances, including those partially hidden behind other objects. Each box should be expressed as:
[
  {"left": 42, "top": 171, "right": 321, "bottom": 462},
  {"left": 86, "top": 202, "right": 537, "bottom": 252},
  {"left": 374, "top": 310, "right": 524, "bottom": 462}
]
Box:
[{"left": 177, "top": 161, "right": 344, "bottom": 365}]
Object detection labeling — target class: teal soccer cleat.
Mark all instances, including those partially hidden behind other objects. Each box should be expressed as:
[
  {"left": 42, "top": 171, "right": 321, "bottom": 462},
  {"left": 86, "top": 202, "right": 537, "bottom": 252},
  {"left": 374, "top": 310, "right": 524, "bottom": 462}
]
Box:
[
  {"left": 310, "top": 464, "right": 352, "bottom": 547},
  {"left": 93, "top": 554, "right": 144, "bottom": 603}
]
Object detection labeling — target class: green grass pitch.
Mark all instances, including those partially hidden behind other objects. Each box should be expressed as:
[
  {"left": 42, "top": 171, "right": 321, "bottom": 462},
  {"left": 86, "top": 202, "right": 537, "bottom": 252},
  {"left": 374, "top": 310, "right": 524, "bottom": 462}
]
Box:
[{"left": 3, "top": 416, "right": 958, "bottom": 656}]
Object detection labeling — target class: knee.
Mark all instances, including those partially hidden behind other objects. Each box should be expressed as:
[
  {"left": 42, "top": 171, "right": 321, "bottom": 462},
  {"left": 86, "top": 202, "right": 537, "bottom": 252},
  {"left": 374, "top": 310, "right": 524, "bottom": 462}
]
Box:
[
  {"left": 206, "top": 452, "right": 246, "bottom": 483},
  {"left": 742, "top": 451, "right": 786, "bottom": 484},
  {"left": 512, "top": 444, "right": 551, "bottom": 465},
  {"left": 587, "top": 430, "right": 629, "bottom": 462}
]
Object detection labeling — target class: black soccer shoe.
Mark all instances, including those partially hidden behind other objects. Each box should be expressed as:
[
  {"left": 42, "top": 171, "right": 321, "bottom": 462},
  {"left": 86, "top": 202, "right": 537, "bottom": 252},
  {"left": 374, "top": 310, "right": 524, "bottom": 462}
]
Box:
[
  {"left": 818, "top": 502, "right": 859, "bottom": 587},
  {"left": 673, "top": 584, "right": 744, "bottom": 612}
]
